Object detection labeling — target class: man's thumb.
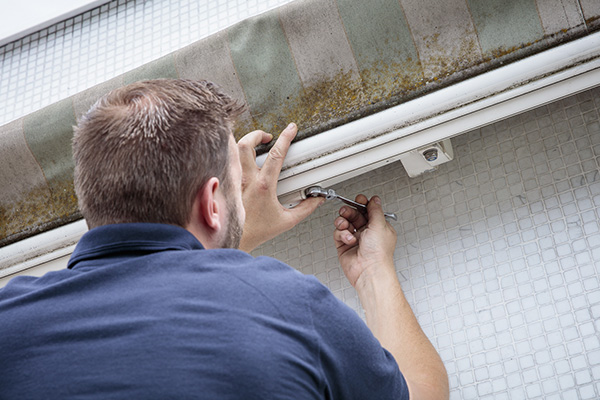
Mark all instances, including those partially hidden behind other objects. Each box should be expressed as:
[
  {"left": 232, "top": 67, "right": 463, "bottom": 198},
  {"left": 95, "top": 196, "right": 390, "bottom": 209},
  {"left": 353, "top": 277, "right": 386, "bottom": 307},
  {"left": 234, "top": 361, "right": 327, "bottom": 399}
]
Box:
[{"left": 290, "top": 197, "right": 325, "bottom": 223}]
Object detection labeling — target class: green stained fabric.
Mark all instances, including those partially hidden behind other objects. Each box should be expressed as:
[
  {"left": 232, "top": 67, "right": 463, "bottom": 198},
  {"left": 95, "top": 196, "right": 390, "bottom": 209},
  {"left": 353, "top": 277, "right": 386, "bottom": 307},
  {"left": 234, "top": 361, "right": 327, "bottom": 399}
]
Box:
[
  {"left": 228, "top": 11, "right": 303, "bottom": 134},
  {"left": 0, "top": 119, "right": 46, "bottom": 204},
  {"left": 9, "top": 98, "right": 82, "bottom": 246},
  {"left": 336, "top": 0, "right": 423, "bottom": 97},
  {"left": 23, "top": 98, "right": 77, "bottom": 186},
  {"left": 468, "top": 0, "right": 544, "bottom": 57}
]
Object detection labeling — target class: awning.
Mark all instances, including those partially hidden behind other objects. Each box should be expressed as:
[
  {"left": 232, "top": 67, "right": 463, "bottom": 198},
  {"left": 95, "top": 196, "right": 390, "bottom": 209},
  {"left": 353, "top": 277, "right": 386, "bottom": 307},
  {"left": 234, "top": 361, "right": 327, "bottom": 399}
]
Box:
[{"left": 1, "top": 0, "right": 600, "bottom": 251}]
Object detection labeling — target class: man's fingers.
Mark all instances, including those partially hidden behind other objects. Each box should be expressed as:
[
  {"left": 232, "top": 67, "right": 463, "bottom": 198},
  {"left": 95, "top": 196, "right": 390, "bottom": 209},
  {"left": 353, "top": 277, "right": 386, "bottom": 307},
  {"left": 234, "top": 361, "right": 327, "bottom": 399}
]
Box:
[
  {"left": 366, "top": 196, "right": 387, "bottom": 228},
  {"left": 238, "top": 130, "right": 273, "bottom": 172},
  {"left": 339, "top": 205, "right": 368, "bottom": 230},
  {"left": 333, "top": 228, "right": 357, "bottom": 247},
  {"left": 334, "top": 216, "right": 350, "bottom": 231},
  {"left": 238, "top": 130, "right": 273, "bottom": 148},
  {"left": 262, "top": 123, "right": 297, "bottom": 178},
  {"left": 287, "top": 197, "right": 324, "bottom": 226},
  {"left": 334, "top": 216, "right": 357, "bottom": 234}
]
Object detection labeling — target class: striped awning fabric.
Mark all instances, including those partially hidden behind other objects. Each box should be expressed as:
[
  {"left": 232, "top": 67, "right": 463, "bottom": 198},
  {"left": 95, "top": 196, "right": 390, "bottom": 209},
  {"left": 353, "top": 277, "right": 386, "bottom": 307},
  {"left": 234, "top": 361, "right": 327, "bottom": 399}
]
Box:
[{"left": 1, "top": 0, "right": 598, "bottom": 249}]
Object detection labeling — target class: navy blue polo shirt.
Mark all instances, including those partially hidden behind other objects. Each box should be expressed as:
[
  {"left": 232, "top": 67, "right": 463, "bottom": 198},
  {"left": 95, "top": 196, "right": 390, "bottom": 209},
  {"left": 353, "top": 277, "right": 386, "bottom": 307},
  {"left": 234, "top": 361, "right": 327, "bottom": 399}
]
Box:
[{"left": 0, "top": 223, "right": 408, "bottom": 399}]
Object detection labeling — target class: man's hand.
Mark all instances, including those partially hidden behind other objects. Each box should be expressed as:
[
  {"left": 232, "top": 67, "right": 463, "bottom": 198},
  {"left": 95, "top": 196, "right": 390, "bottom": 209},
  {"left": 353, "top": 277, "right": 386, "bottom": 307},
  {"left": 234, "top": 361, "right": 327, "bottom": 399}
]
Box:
[
  {"left": 333, "top": 195, "right": 397, "bottom": 288},
  {"left": 237, "top": 123, "right": 324, "bottom": 253},
  {"left": 334, "top": 195, "right": 449, "bottom": 400}
]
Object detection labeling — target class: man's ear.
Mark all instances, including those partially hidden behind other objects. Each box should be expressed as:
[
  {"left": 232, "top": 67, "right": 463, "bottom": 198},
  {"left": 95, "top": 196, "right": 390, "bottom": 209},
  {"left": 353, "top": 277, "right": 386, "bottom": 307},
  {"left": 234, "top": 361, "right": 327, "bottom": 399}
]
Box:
[{"left": 197, "top": 177, "right": 222, "bottom": 232}]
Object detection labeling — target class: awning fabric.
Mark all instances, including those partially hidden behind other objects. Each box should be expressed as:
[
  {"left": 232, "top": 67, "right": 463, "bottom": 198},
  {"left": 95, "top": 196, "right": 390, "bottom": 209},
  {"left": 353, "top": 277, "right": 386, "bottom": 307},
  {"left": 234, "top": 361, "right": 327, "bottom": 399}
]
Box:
[{"left": 1, "top": 0, "right": 599, "bottom": 247}]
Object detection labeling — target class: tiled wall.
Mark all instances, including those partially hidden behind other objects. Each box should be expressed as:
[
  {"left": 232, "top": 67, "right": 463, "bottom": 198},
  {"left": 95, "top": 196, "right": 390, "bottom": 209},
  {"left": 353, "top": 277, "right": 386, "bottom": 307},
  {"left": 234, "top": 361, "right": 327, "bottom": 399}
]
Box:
[{"left": 253, "top": 87, "right": 600, "bottom": 399}]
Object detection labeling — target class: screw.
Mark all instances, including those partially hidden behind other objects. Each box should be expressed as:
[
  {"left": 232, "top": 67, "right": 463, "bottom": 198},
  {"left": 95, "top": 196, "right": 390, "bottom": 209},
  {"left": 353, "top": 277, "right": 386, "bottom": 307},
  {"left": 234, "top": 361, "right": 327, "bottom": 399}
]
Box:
[{"left": 423, "top": 148, "right": 438, "bottom": 162}]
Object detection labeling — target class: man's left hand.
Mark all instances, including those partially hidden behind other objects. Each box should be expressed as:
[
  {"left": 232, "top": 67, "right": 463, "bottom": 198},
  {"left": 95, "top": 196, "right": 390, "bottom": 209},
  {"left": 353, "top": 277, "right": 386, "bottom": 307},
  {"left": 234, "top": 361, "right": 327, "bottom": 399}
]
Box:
[{"left": 237, "top": 123, "right": 324, "bottom": 252}]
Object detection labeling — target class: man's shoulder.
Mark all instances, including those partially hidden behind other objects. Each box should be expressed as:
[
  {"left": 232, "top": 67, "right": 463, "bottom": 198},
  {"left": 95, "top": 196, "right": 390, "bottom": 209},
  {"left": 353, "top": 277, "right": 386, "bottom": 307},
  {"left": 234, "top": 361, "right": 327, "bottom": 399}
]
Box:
[
  {"left": 165, "top": 248, "right": 309, "bottom": 279},
  {"left": 171, "top": 248, "right": 324, "bottom": 296}
]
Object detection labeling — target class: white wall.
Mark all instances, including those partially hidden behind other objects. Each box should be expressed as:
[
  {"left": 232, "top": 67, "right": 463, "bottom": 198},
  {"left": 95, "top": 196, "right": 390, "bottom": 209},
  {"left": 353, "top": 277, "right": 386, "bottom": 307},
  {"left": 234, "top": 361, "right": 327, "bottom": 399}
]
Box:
[{"left": 254, "top": 88, "right": 600, "bottom": 399}]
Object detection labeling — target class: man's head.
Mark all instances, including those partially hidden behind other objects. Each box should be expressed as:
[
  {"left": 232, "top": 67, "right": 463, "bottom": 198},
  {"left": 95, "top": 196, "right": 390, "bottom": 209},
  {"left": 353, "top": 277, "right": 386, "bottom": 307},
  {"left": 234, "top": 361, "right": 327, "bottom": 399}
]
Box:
[{"left": 73, "top": 79, "right": 246, "bottom": 248}]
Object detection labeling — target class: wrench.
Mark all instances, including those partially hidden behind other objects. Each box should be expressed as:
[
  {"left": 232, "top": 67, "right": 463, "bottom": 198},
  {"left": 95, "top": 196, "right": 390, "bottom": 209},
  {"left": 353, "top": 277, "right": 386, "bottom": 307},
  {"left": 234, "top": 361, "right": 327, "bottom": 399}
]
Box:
[{"left": 305, "top": 186, "right": 398, "bottom": 221}]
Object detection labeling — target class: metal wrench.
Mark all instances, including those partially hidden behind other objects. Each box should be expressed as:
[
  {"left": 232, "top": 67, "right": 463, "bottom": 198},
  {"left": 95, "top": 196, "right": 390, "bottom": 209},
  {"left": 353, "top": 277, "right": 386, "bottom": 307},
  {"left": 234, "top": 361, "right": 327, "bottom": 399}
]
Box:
[{"left": 305, "top": 186, "right": 398, "bottom": 221}]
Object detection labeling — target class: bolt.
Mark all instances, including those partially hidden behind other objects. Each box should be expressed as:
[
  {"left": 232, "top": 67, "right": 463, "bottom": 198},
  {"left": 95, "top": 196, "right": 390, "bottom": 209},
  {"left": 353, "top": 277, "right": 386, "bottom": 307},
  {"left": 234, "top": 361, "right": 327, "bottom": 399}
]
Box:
[{"left": 423, "top": 148, "right": 438, "bottom": 162}]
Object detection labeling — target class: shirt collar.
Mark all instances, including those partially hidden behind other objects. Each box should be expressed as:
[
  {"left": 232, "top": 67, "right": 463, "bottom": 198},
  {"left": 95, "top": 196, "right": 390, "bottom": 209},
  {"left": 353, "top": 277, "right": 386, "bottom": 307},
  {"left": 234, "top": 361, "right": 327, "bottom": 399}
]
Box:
[{"left": 68, "top": 223, "right": 204, "bottom": 269}]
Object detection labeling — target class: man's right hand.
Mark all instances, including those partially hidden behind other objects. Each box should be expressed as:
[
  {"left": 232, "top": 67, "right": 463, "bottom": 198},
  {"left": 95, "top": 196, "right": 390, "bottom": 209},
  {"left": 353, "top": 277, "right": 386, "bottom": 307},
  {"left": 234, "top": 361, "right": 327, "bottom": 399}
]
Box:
[
  {"left": 334, "top": 195, "right": 450, "bottom": 400},
  {"left": 333, "top": 195, "right": 398, "bottom": 288}
]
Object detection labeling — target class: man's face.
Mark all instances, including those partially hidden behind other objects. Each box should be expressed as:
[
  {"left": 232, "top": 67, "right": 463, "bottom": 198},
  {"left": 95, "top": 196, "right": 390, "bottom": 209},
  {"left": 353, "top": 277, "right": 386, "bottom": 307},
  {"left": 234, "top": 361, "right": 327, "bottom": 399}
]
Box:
[{"left": 219, "top": 135, "right": 246, "bottom": 249}]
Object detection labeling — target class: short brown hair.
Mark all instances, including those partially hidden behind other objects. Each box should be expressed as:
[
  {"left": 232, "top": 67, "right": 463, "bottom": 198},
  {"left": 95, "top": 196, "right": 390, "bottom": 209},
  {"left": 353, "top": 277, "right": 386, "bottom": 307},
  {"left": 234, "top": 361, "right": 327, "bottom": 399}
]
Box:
[{"left": 73, "top": 79, "right": 245, "bottom": 228}]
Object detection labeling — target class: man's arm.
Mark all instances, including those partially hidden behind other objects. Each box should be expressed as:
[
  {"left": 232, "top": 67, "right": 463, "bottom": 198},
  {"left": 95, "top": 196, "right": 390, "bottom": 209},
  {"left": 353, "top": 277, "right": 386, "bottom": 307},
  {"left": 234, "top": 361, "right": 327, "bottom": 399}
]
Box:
[
  {"left": 236, "top": 123, "right": 323, "bottom": 252},
  {"left": 334, "top": 196, "right": 449, "bottom": 400}
]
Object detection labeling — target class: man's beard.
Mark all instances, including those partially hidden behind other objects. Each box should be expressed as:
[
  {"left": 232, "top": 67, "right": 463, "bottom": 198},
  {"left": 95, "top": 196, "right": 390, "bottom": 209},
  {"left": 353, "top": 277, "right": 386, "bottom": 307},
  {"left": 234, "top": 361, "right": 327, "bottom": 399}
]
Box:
[{"left": 220, "top": 196, "right": 243, "bottom": 249}]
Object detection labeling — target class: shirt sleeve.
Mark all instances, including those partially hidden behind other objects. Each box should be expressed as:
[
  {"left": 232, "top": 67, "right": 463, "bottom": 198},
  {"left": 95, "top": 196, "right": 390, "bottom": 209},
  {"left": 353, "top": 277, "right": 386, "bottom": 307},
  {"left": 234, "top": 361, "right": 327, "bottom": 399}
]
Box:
[{"left": 306, "top": 276, "right": 410, "bottom": 400}]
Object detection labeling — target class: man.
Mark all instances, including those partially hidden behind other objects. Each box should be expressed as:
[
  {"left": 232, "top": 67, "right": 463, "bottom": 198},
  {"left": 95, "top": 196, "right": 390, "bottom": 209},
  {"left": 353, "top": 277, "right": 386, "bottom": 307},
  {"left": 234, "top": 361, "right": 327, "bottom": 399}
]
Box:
[{"left": 0, "top": 80, "right": 448, "bottom": 399}]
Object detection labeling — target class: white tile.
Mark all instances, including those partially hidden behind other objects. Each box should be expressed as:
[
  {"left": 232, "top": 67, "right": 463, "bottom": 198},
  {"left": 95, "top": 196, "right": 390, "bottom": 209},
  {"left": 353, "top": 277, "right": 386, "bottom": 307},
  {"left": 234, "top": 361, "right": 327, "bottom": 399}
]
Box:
[
  {"left": 559, "top": 373, "right": 576, "bottom": 390},
  {"left": 525, "top": 382, "right": 542, "bottom": 398},
  {"left": 541, "top": 377, "right": 559, "bottom": 394}
]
